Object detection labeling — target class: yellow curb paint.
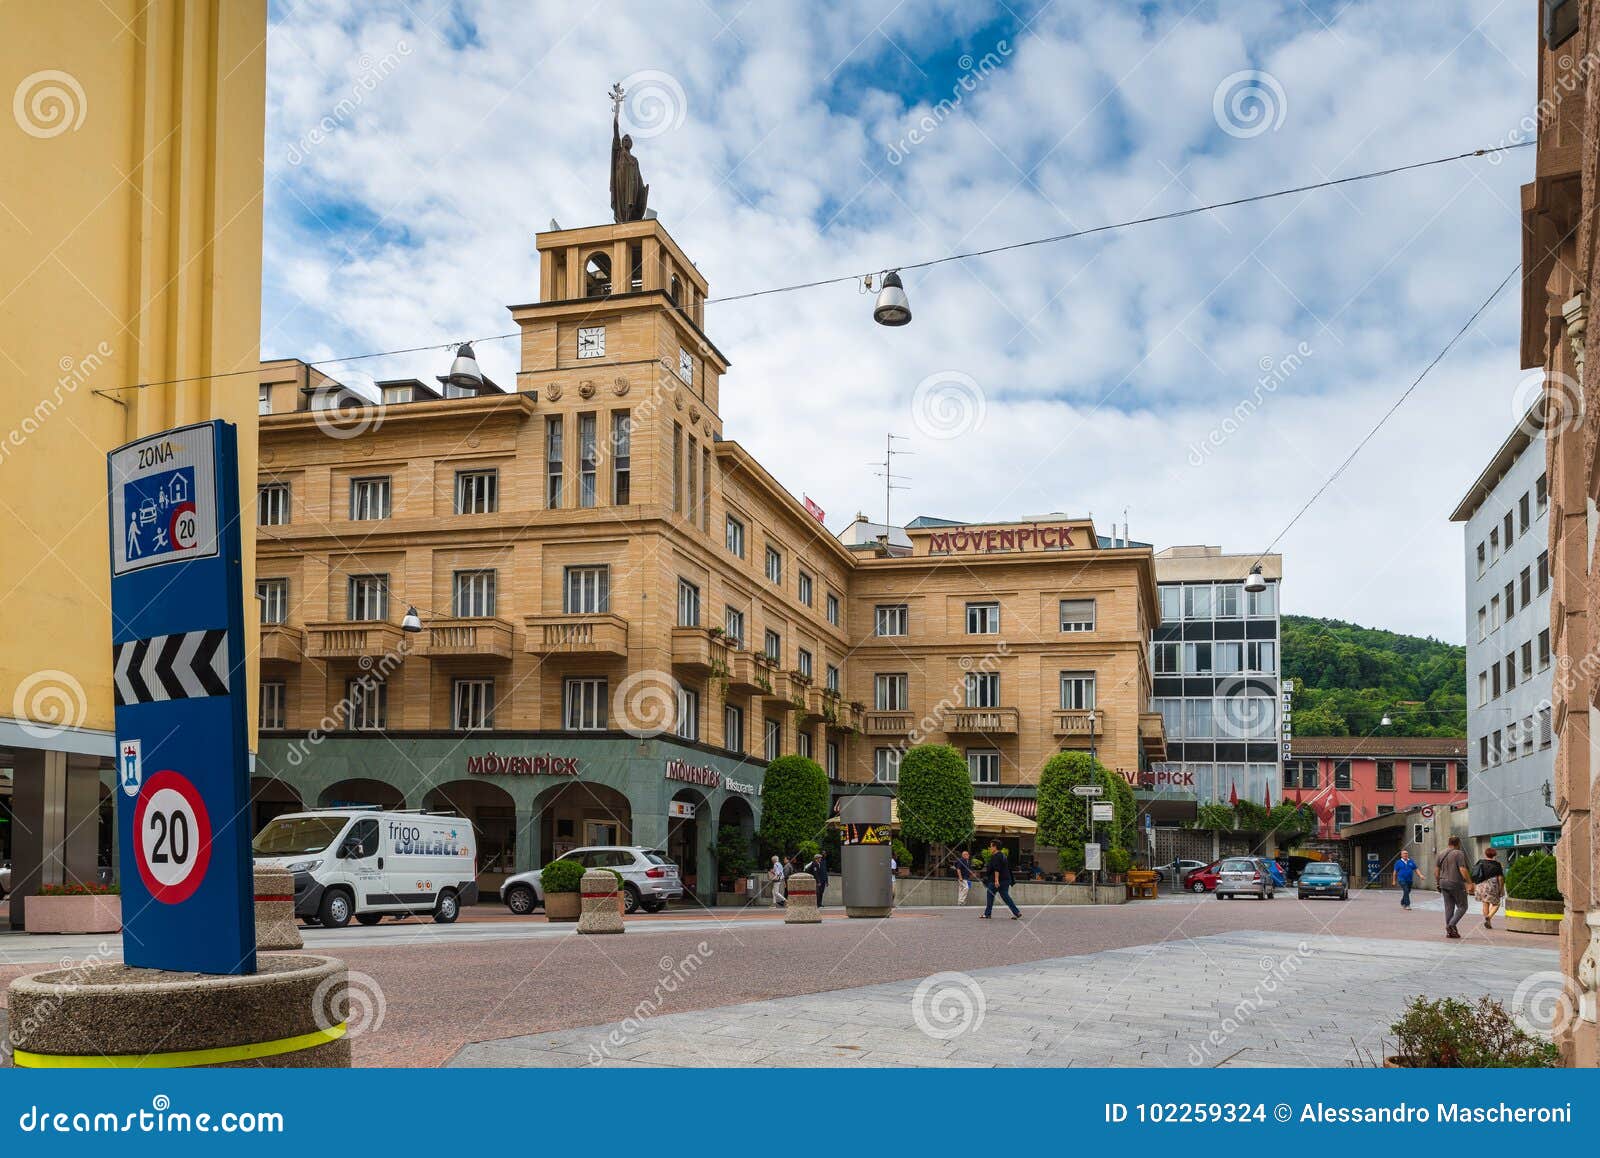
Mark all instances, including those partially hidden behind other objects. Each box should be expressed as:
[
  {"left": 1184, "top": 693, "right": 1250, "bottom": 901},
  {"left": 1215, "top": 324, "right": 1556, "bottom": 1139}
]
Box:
[
  {"left": 13, "top": 1022, "right": 347, "bottom": 1069},
  {"left": 1504, "top": 909, "right": 1564, "bottom": 921}
]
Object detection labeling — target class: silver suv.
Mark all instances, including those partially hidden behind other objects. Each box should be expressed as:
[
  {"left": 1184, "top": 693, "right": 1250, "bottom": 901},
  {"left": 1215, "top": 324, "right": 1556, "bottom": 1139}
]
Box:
[
  {"left": 1215, "top": 856, "right": 1276, "bottom": 900},
  {"left": 500, "top": 846, "right": 683, "bottom": 915}
]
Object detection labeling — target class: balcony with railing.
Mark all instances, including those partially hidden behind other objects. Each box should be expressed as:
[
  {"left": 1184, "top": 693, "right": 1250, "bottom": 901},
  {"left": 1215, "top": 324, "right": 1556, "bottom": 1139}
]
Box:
[
  {"left": 524, "top": 613, "right": 629, "bottom": 657},
  {"left": 946, "top": 706, "right": 1020, "bottom": 735},
  {"left": 259, "top": 623, "right": 305, "bottom": 663},
  {"left": 1139, "top": 711, "right": 1167, "bottom": 762},
  {"left": 1053, "top": 709, "right": 1104, "bottom": 739},
  {"left": 864, "top": 711, "right": 914, "bottom": 736},
  {"left": 306, "top": 621, "right": 406, "bottom": 660},
  {"left": 724, "top": 647, "right": 766, "bottom": 695},
  {"left": 671, "top": 627, "right": 730, "bottom": 674},
  {"left": 418, "top": 617, "right": 516, "bottom": 659}
]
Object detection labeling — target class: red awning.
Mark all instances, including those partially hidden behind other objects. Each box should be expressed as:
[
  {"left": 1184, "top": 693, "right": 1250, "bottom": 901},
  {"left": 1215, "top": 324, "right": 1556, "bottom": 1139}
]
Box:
[{"left": 980, "top": 797, "right": 1036, "bottom": 819}]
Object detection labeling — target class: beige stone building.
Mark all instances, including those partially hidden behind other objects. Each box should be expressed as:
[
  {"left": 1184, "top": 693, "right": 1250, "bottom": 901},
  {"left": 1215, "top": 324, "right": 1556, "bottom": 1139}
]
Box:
[
  {"left": 1521, "top": 0, "right": 1599, "bottom": 1065},
  {"left": 252, "top": 218, "right": 1163, "bottom": 900}
]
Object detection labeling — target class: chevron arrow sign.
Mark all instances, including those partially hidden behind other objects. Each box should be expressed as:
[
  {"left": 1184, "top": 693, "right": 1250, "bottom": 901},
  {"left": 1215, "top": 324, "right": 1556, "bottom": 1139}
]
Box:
[{"left": 113, "top": 629, "right": 229, "bottom": 706}]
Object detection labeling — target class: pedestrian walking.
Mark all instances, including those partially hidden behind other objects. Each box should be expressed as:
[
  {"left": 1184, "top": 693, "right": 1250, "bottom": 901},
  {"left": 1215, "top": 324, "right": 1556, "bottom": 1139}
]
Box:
[
  {"left": 1473, "top": 846, "right": 1506, "bottom": 929},
  {"left": 809, "top": 851, "right": 829, "bottom": 908},
  {"left": 980, "top": 839, "right": 1021, "bottom": 920},
  {"left": 953, "top": 849, "right": 975, "bottom": 905},
  {"left": 1394, "top": 849, "right": 1419, "bottom": 909},
  {"left": 768, "top": 854, "right": 787, "bottom": 908},
  {"left": 1435, "top": 835, "right": 1474, "bottom": 939}
]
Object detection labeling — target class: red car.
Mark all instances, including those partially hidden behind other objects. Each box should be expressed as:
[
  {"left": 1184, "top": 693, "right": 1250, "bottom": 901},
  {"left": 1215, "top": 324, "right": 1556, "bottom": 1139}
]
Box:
[{"left": 1183, "top": 861, "right": 1222, "bottom": 893}]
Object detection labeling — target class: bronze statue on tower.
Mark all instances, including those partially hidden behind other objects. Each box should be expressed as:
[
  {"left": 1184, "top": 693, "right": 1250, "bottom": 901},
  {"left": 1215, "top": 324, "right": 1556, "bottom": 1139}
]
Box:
[{"left": 609, "top": 82, "right": 650, "bottom": 223}]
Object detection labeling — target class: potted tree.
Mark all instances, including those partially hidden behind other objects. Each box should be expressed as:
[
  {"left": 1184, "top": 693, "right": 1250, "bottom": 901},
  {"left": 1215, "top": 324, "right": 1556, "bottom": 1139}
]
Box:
[
  {"left": 1504, "top": 850, "right": 1563, "bottom": 935},
  {"left": 1383, "top": 995, "right": 1559, "bottom": 1067},
  {"left": 714, "top": 824, "right": 754, "bottom": 895},
  {"left": 1059, "top": 844, "right": 1085, "bottom": 884},
  {"left": 539, "top": 858, "right": 585, "bottom": 922},
  {"left": 1104, "top": 846, "right": 1133, "bottom": 884}
]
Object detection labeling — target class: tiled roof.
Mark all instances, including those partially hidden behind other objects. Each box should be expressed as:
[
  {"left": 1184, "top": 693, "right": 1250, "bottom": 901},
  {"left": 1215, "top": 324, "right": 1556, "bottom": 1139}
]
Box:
[{"left": 1290, "top": 735, "right": 1467, "bottom": 759}]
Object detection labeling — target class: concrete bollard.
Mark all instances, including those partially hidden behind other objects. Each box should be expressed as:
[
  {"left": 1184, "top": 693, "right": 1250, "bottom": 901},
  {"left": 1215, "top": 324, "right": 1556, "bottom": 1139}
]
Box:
[
  {"left": 784, "top": 872, "right": 820, "bottom": 924},
  {"left": 254, "top": 865, "right": 304, "bottom": 951},
  {"left": 577, "top": 869, "right": 625, "bottom": 934}
]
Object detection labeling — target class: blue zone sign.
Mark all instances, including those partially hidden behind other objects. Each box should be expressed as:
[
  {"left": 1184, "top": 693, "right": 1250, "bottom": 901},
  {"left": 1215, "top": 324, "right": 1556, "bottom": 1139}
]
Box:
[{"left": 108, "top": 421, "right": 254, "bottom": 975}]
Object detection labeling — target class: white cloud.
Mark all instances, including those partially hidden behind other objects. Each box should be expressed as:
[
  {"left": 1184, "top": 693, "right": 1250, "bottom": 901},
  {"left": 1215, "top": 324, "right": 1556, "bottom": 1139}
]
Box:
[{"left": 261, "top": 0, "right": 1536, "bottom": 643}]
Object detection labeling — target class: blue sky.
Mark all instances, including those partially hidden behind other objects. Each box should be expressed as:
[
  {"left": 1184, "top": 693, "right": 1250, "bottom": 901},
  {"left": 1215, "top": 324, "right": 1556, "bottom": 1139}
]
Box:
[{"left": 260, "top": 0, "right": 1537, "bottom": 641}]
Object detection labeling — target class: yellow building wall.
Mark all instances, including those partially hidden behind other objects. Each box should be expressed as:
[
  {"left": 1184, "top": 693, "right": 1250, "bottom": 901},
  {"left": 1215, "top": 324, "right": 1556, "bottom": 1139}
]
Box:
[{"left": 0, "top": 0, "right": 266, "bottom": 740}]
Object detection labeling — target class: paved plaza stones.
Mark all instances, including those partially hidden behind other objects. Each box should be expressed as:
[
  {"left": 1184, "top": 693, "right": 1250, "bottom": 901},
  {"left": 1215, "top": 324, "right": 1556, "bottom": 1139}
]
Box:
[{"left": 447, "top": 931, "right": 1559, "bottom": 1068}]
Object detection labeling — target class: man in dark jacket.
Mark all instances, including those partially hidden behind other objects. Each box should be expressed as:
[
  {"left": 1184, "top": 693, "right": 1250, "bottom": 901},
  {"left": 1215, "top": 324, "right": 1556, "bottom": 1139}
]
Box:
[
  {"left": 809, "top": 851, "right": 829, "bottom": 908},
  {"left": 981, "top": 839, "right": 1021, "bottom": 919}
]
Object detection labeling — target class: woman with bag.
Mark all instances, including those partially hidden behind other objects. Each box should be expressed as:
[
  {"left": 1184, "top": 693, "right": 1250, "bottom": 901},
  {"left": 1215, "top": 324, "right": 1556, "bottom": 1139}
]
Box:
[{"left": 1473, "top": 846, "right": 1506, "bottom": 929}]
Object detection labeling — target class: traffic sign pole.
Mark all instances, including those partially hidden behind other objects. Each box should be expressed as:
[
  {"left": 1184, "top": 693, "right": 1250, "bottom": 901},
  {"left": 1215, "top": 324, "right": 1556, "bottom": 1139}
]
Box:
[{"left": 108, "top": 421, "right": 255, "bottom": 975}]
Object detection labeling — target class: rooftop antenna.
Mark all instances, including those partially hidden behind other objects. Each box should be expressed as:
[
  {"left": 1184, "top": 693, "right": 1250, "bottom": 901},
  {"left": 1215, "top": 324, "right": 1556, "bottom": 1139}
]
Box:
[{"left": 871, "top": 433, "right": 912, "bottom": 530}]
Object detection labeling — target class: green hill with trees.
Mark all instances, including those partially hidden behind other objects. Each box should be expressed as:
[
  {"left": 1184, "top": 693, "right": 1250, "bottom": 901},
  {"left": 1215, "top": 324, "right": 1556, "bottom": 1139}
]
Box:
[{"left": 1282, "top": 615, "right": 1465, "bottom": 737}]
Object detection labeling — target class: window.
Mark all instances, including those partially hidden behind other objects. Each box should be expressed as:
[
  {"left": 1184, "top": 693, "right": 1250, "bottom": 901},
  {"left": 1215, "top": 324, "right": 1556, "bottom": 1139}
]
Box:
[
  {"left": 452, "top": 569, "right": 496, "bottom": 617},
  {"left": 1541, "top": 706, "right": 1553, "bottom": 747},
  {"left": 1479, "top": 735, "right": 1489, "bottom": 769},
  {"left": 1476, "top": 542, "right": 1485, "bottom": 577},
  {"left": 1490, "top": 527, "right": 1500, "bottom": 559},
  {"left": 671, "top": 421, "right": 682, "bottom": 512},
  {"left": 1521, "top": 566, "right": 1533, "bottom": 607},
  {"left": 1214, "top": 584, "right": 1241, "bottom": 618},
  {"left": 1538, "top": 550, "right": 1549, "bottom": 593},
  {"left": 875, "top": 604, "right": 908, "bottom": 636},
  {"left": 1059, "top": 671, "right": 1096, "bottom": 710},
  {"left": 763, "top": 629, "right": 781, "bottom": 663},
  {"left": 1503, "top": 511, "right": 1514, "bottom": 552},
  {"left": 454, "top": 469, "right": 498, "bottom": 515},
  {"left": 452, "top": 679, "right": 494, "bottom": 730},
  {"left": 1376, "top": 760, "right": 1394, "bottom": 790},
  {"left": 1521, "top": 715, "right": 1535, "bottom": 756},
  {"left": 1505, "top": 652, "right": 1517, "bottom": 691},
  {"left": 1539, "top": 628, "right": 1551, "bottom": 669},
  {"left": 1520, "top": 492, "right": 1531, "bottom": 535},
  {"left": 764, "top": 545, "right": 783, "bottom": 585},
  {"left": 1334, "top": 805, "right": 1352, "bottom": 828},
  {"left": 797, "top": 571, "right": 813, "bottom": 607},
  {"left": 545, "top": 416, "right": 564, "bottom": 508},
  {"left": 826, "top": 664, "right": 840, "bottom": 693},
  {"left": 826, "top": 741, "right": 840, "bottom": 781},
  {"left": 796, "top": 648, "right": 813, "bottom": 679},
  {"left": 1282, "top": 762, "right": 1298, "bottom": 789},
  {"left": 724, "top": 705, "right": 744, "bottom": 752},
  {"left": 875, "top": 673, "right": 908, "bottom": 712},
  {"left": 686, "top": 436, "right": 698, "bottom": 523},
  {"left": 563, "top": 566, "right": 609, "bottom": 614},
  {"left": 874, "top": 747, "right": 901, "bottom": 784},
  {"left": 611, "top": 412, "right": 631, "bottom": 505},
  {"left": 700, "top": 446, "right": 710, "bottom": 531},
  {"left": 1457, "top": 761, "right": 1470, "bottom": 791},
  {"left": 1300, "top": 762, "right": 1319, "bottom": 789},
  {"left": 764, "top": 717, "right": 781, "bottom": 761},
  {"left": 1159, "top": 586, "right": 1181, "bottom": 622},
  {"left": 1183, "top": 641, "right": 1213, "bottom": 675},
  {"left": 347, "top": 574, "right": 388, "bottom": 621},
  {"left": 1478, "top": 671, "right": 1489, "bottom": 706},
  {"left": 1522, "top": 641, "right": 1534, "bottom": 681},
  {"left": 345, "top": 677, "right": 386, "bottom": 730},
  {"left": 1246, "top": 640, "right": 1276, "bottom": 672},
  {"left": 1477, "top": 607, "right": 1488, "bottom": 641},
  {"left": 677, "top": 579, "right": 700, "bottom": 627},
  {"left": 965, "top": 671, "right": 1000, "bottom": 708},
  {"left": 1505, "top": 580, "right": 1516, "bottom": 621},
  {"left": 725, "top": 515, "right": 745, "bottom": 558},
  {"left": 258, "top": 384, "right": 273, "bottom": 415},
  {"left": 1492, "top": 664, "right": 1501, "bottom": 698},
  {"left": 1183, "top": 699, "right": 1213, "bottom": 738},
  {"left": 1410, "top": 761, "right": 1448, "bottom": 791},
  {"left": 349, "top": 476, "right": 391, "bottom": 521},
  {"left": 1155, "top": 698, "right": 1181, "bottom": 739},
  {"left": 1377, "top": 804, "right": 1395, "bottom": 815},
  {"left": 826, "top": 593, "right": 840, "bottom": 626},
  {"left": 675, "top": 686, "right": 699, "bottom": 741},
  {"left": 578, "top": 413, "right": 598, "bottom": 508},
  {"left": 1059, "top": 598, "right": 1095, "bottom": 632},
  {"left": 1334, "top": 761, "right": 1351, "bottom": 790},
  {"left": 257, "top": 578, "right": 288, "bottom": 625},
  {"left": 1490, "top": 595, "right": 1501, "bottom": 630},
  {"left": 724, "top": 607, "right": 745, "bottom": 648},
  {"left": 1183, "top": 586, "right": 1213, "bottom": 619},
  {"left": 967, "top": 749, "right": 1000, "bottom": 785},
  {"left": 258, "top": 482, "right": 290, "bottom": 526},
  {"left": 797, "top": 731, "right": 812, "bottom": 759},
  {"left": 966, "top": 602, "right": 1000, "bottom": 634},
  {"left": 1536, "top": 472, "right": 1548, "bottom": 516},
  {"left": 1246, "top": 578, "right": 1277, "bottom": 615},
  {"left": 563, "top": 678, "right": 607, "bottom": 730},
  {"left": 1153, "top": 642, "right": 1179, "bottom": 674},
  {"left": 260, "top": 680, "right": 286, "bottom": 729}
]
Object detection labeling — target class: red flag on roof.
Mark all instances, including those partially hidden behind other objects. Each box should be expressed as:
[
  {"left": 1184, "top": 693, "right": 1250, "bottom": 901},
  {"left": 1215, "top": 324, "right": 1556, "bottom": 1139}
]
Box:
[{"left": 803, "top": 496, "right": 826, "bottom": 523}]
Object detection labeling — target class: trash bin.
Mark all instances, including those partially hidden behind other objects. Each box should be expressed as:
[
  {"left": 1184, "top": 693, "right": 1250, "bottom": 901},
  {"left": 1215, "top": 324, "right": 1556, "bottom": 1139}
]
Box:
[{"left": 747, "top": 874, "right": 762, "bottom": 899}]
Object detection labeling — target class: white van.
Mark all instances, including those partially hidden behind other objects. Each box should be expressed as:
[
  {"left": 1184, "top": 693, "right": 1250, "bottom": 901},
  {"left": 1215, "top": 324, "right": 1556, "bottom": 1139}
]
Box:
[{"left": 252, "top": 808, "right": 477, "bottom": 928}]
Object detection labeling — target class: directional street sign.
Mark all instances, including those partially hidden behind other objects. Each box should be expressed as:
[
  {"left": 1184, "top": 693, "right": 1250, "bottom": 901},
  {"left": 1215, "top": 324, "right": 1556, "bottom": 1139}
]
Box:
[
  {"left": 107, "top": 421, "right": 254, "bottom": 975},
  {"left": 1072, "top": 785, "right": 1104, "bottom": 797}
]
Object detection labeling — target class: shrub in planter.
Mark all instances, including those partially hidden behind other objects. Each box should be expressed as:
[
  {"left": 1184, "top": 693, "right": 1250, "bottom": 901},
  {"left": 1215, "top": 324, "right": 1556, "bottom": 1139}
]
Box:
[
  {"left": 1386, "top": 996, "right": 1560, "bottom": 1068},
  {"left": 1504, "top": 850, "right": 1563, "bottom": 934},
  {"left": 1104, "top": 847, "right": 1133, "bottom": 874},
  {"left": 891, "top": 838, "right": 912, "bottom": 874},
  {"left": 39, "top": 882, "right": 120, "bottom": 896},
  {"left": 540, "top": 858, "right": 586, "bottom": 921},
  {"left": 26, "top": 883, "right": 122, "bottom": 933}
]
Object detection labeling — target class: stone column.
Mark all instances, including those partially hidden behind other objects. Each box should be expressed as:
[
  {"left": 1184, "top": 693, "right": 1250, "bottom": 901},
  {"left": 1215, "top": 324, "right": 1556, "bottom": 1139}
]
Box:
[
  {"left": 8, "top": 748, "right": 102, "bottom": 930},
  {"left": 515, "top": 806, "right": 542, "bottom": 872}
]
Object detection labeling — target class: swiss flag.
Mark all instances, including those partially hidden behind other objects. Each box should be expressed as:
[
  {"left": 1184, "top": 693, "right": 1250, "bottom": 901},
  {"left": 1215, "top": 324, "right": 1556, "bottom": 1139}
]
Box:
[{"left": 1228, "top": 781, "right": 1239, "bottom": 807}]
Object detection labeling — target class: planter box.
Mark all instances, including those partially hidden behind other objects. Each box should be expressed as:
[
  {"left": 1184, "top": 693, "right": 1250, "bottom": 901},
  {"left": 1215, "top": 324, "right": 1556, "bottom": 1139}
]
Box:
[
  {"left": 1505, "top": 897, "right": 1563, "bottom": 935},
  {"left": 544, "top": 892, "right": 581, "bottom": 922},
  {"left": 25, "top": 894, "right": 121, "bottom": 934}
]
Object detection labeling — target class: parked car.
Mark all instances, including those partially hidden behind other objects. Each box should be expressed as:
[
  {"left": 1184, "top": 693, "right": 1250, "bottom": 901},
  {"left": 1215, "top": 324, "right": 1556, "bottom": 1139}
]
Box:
[
  {"left": 0, "top": 861, "right": 10, "bottom": 898},
  {"left": 1155, "top": 858, "right": 1210, "bottom": 885},
  {"left": 1297, "top": 860, "right": 1349, "bottom": 900},
  {"left": 1215, "top": 856, "right": 1276, "bottom": 900},
  {"left": 1182, "top": 861, "right": 1222, "bottom": 893},
  {"left": 501, "top": 846, "right": 682, "bottom": 916}
]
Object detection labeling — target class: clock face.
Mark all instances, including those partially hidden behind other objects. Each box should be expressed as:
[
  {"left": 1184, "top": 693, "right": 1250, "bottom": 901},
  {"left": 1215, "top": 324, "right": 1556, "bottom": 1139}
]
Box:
[
  {"left": 678, "top": 347, "right": 693, "bottom": 384},
  {"left": 577, "top": 326, "right": 605, "bottom": 359}
]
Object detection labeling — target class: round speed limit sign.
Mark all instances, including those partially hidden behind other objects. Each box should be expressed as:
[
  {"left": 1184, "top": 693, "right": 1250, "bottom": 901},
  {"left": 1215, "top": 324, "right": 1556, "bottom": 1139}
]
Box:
[{"left": 133, "top": 770, "right": 213, "bottom": 904}]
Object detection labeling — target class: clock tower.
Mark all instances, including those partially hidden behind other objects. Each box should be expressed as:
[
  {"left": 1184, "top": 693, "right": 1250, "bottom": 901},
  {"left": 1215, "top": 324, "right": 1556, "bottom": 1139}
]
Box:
[{"left": 509, "top": 219, "right": 729, "bottom": 513}]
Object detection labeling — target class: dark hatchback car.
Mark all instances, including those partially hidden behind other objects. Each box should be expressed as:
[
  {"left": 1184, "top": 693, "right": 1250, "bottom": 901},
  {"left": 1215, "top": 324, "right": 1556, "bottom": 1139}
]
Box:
[{"left": 1297, "top": 860, "right": 1349, "bottom": 900}]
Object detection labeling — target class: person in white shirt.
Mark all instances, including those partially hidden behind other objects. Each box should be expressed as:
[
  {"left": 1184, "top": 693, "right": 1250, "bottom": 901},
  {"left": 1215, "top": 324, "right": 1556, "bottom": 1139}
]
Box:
[{"left": 768, "top": 855, "right": 786, "bottom": 907}]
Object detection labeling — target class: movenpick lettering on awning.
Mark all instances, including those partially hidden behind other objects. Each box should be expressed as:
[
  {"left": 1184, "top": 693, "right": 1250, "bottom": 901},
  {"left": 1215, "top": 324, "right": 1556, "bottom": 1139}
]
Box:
[{"left": 466, "top": 753, "right": 581, "bottom": 776}]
